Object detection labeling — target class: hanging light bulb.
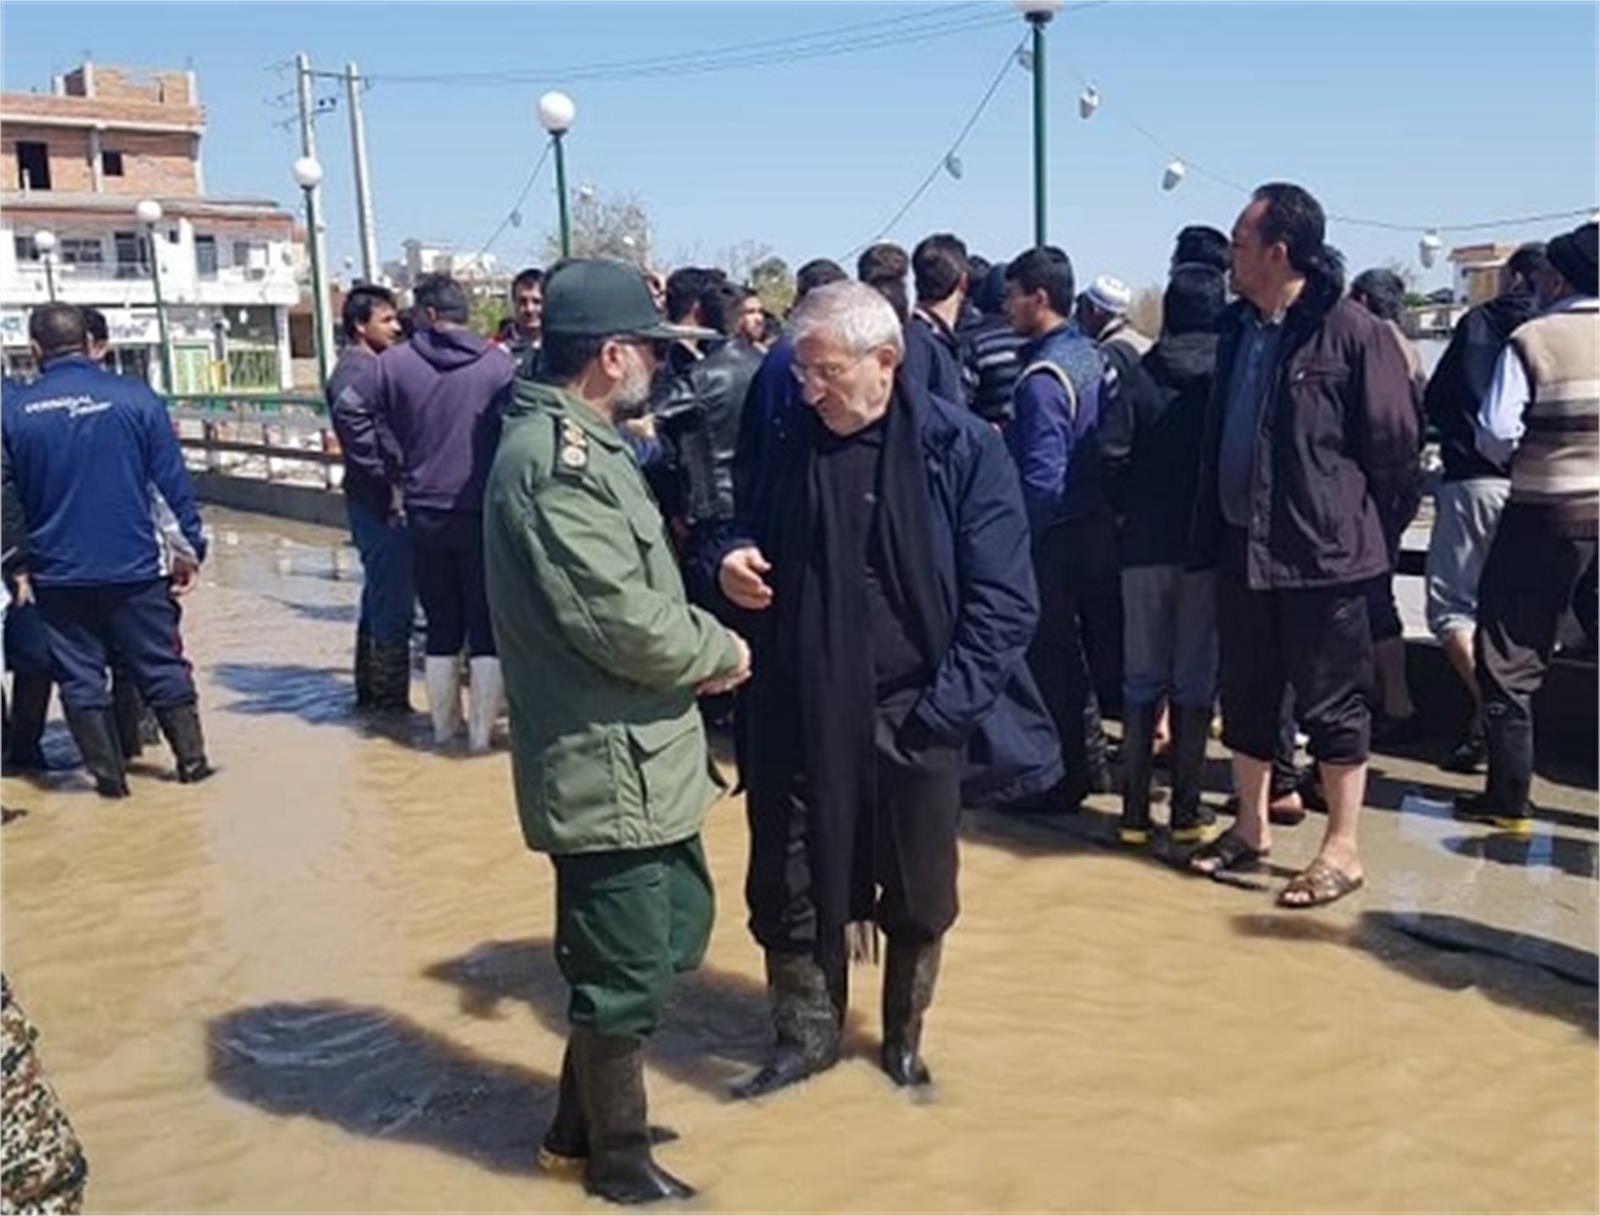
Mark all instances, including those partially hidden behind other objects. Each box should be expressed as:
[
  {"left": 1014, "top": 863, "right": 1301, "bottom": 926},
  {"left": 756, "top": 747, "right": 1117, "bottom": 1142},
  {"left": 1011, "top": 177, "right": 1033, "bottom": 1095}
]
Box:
[
  {"left": 509, "top": 209, "right": 522, "bottom": 229},
  {"left": 1418, "top": 229, "right": 1443, "bottom": 269},
  {"left": 1015, "top": 47, "right": 1034, "bottom": 73},
  {"left": 1162, "top": 159, "right": 1186, "bottom": 191},
  {"left": 1079, "top": 85, "right": 1100, "bottom": 120},
  {"left": 943, "top": 152, "right": 964, "bottom": 181}
]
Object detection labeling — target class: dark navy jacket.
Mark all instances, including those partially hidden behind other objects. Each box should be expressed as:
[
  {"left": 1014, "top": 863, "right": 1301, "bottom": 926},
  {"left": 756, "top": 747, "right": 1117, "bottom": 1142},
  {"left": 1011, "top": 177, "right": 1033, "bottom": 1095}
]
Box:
[
  {"left": 703, "top": 373, "right": 1063, "bottom": 806},
  {"left": 2, "top": 354, "right": 206, "bottom": 587},
  {"left": 327, "top": 345, "right": 396, "bottom": 515},
  {"left": 1006, "top": 322, "right": 1106, "bottom": 535}
]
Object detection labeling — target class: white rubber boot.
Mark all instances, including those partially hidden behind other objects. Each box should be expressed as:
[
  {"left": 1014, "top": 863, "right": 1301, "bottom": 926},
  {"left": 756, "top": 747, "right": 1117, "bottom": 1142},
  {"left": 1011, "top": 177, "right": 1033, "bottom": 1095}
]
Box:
[
  {"left": 467, "top": 656, "right": 504, "bottom": 753},
  {"left": 424, "top": 655, "right": 463, "bottom": 745}
]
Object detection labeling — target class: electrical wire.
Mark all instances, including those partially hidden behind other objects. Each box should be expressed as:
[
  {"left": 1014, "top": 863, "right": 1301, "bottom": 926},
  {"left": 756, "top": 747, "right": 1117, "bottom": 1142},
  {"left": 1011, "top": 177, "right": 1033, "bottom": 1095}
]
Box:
[
  {"left": 843, "top": 33, "right": 1026, "bottom": 260},
  {"left": 476, "top": 141, "right": 553, "bottom": 258},
  {"left": 362, "top": 5, "right": 1010, "bottom": 85},
  {"left": 1058, "top": 57, "right": 1594, "bottom": 236}
]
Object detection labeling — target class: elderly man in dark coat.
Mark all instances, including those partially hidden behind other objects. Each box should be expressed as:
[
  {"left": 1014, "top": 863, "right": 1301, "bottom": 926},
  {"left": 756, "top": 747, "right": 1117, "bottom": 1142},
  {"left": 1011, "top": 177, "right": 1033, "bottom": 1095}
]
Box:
[{"left": 708, "top": 281, "right": 1060, "bottom": 1097}]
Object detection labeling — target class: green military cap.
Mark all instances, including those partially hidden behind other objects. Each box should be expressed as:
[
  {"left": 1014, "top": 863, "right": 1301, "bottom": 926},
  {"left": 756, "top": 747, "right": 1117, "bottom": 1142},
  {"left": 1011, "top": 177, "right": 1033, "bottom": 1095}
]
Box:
[{"left": 542, "top": 259, "right": 719, "bottom": 341}]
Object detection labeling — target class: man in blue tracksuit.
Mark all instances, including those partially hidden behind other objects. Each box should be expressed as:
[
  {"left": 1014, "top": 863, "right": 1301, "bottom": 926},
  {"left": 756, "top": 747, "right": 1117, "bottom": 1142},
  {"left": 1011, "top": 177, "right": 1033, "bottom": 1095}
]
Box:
[
  {"left": 2, "top": 305, "right": 211, "bottom": 797},
  {"left": 1003, "top": 246, "right": 1118, "bottom": 809}
]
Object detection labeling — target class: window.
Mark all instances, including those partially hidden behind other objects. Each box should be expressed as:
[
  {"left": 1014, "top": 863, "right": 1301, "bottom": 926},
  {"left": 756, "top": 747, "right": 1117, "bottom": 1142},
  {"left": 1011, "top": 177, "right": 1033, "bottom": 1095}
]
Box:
[
  {"left": 59, "top": 238, "right": 104, "bottom": 268},
  {"left": 16, "top": 141, "right": 50, "bottom": 191},
  {"left": 13, "top": 234, "right": 37, "bottom": 262},
  {"left": 113, "top": 230, "right": 149, "bottom": 278},
  {"left": 195, "top": 234, "right": 217, "bottom": 278},
  {"left": 102, "top": 149, "right": 125, "bottom": 177}
]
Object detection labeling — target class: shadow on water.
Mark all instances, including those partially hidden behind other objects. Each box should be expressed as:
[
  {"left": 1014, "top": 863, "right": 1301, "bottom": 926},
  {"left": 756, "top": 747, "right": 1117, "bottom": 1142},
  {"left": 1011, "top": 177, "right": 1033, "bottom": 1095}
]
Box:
[
  {"left": 210, "top": 662, "right": 359, "bottom": 727},
  {"left": 1441, "top": 832, "right": 1599, "bottom": 880},
  {"left": 206, "top": 1001, "right": 554, "bottom": 1174},
  {"left": 424, "top": 936, "right": 839, "bottom": 1099},
  {"left": 267, "top": 596, "right": 360, "bottom": 626},
  {"left": 1229, "top": 910, "right": 1598, "bottom": 1034},
  {"left": 207, "top": 662, "right": 429, "bottom": 750}
]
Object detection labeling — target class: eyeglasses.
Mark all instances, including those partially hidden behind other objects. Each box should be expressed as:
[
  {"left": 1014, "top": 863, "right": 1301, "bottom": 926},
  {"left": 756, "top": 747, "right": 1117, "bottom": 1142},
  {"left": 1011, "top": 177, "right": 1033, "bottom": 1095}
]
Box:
[{"left": 790, "top": 351, "right": 870, "bottom": 387}]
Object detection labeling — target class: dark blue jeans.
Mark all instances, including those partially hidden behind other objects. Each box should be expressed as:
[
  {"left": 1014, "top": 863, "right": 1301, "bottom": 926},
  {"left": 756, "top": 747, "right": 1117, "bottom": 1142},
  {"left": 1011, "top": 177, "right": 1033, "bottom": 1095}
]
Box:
[
  {"left": 34, "top": 579, "right": 197, "bottom": 712},
  {"left": 347, "top": 497, "right": 415, "bottom": 647}
]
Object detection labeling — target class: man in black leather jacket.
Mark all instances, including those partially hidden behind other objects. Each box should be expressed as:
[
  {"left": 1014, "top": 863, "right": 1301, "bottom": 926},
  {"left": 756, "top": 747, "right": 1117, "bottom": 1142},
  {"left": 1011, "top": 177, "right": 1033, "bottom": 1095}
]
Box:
[{"left": 654, "top": 280, "right": 765, "bottom": 552}]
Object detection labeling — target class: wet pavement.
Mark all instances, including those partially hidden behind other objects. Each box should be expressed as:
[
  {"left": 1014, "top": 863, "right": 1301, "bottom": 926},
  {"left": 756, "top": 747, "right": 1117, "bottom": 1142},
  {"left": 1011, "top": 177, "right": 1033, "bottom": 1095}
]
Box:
[{"left": 2, "top": 507, "right": 1595, "bottom": 1214}]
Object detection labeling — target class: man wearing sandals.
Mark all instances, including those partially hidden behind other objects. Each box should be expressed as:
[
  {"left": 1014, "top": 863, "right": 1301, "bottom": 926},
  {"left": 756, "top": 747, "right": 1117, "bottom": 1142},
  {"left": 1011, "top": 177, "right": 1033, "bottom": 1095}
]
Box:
[{"left": 1188, "top": 183, "right": 1419, "bottom": 908}]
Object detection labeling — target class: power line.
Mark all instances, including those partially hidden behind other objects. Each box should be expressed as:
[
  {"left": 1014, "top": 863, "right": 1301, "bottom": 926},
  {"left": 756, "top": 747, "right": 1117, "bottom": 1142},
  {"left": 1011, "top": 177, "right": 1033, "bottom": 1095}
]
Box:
[
  {"left": 477, "top": 141, "right": 554, "bottom": 259},
  {"left": 362, "top": 6, "right": 1010, "bottom": 85},
  {"left": 844, "top": 36, "right": 1025, "bottom": 259},
  {"left": 1057, "top": 56, "right": 1595, "bottom": 237}
]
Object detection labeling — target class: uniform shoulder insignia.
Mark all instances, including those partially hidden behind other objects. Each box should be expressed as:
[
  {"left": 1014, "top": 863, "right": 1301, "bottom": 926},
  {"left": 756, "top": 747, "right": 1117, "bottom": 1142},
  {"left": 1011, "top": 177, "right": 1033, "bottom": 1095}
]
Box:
[{"left": 556, "top": 418, "right": 590, "bottom": 474}]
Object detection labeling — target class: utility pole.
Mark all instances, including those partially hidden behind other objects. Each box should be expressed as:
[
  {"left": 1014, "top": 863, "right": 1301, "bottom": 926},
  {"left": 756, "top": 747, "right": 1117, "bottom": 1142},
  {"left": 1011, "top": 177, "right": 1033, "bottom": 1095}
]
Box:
[
  {"left": 345, "top": 61, "right": 380, "bottom": 283},
  {"left": 295, "top": 53, "right": 336, "bottom": 377}
]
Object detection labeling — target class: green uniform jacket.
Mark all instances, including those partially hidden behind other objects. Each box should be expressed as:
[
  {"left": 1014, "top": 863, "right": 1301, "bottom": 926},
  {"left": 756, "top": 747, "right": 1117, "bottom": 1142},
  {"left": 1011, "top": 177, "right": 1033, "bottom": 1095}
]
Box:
[{"left": 484, "top": 379, "right": 739, "bottom": 855}]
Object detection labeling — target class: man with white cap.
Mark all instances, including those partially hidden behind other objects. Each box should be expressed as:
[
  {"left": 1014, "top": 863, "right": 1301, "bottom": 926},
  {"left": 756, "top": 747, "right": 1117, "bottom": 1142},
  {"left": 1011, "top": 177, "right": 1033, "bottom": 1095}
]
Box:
[{"left": 1077, "top": 273, "right": 1154, "bottom": 401}]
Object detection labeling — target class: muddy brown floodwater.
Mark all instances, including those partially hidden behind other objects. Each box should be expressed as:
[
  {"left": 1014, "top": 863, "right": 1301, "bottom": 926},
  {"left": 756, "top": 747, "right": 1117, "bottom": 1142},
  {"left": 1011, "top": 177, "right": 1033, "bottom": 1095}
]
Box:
[{"left": 3, "top": 508, "right": 1596, "bottom": 1214}]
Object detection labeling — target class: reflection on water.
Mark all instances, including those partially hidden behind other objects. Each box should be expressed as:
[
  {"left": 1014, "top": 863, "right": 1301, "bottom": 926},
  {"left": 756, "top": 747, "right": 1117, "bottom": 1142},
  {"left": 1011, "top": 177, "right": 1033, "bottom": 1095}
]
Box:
[{"left": 3, "top": 509, "right": 1596, "bottom": 1214}]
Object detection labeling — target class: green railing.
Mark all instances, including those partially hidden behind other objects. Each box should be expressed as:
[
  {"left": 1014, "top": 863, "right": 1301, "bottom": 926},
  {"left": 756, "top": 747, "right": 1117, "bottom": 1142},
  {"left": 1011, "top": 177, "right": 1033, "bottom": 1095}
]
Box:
[{"left": 163, "top": 392, "right": 328, "bottom": 417}]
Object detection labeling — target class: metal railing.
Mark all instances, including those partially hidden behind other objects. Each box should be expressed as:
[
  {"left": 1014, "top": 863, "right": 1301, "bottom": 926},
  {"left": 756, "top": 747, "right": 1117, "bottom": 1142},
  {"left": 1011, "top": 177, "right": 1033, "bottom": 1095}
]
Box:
[{"left": 166, "top": 393, "right": 340, "bottom": 489}]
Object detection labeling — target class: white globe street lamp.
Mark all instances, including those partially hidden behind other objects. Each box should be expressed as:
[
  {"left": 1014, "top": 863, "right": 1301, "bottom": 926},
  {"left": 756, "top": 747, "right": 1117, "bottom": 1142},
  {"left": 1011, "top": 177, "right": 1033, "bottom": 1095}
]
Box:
[
  {"left": 538, "top": 91, "right": 577, "bottom": 256},
  {"left": 136, "top": 199, "right": 174, "bottom": 391},
  {"left": 33, "top": 229, "right": 57, "bottom": 302},
  {"left": 292, "top": 156, "right": 331, "bottom": 388}
]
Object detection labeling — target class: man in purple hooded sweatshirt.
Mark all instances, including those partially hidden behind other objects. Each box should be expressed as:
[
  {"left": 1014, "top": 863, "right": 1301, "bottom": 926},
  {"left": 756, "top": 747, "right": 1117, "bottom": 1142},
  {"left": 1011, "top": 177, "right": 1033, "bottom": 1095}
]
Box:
[{"left": 375, "top": 273, "right": 515, "bottom": 751}]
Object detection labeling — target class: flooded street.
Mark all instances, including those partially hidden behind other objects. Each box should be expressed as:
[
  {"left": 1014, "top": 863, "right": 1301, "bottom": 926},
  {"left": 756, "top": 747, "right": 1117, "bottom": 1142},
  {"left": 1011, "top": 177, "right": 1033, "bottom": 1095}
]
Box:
[{"left": 3, "top": 508, "right": 1596, "bottom": 1214}]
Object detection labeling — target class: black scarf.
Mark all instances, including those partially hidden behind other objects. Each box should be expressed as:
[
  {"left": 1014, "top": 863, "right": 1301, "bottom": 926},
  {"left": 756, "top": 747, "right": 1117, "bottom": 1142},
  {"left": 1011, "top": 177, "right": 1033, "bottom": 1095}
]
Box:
[{"left": 759, "top": 381, "right": 951, "bottom": 931}]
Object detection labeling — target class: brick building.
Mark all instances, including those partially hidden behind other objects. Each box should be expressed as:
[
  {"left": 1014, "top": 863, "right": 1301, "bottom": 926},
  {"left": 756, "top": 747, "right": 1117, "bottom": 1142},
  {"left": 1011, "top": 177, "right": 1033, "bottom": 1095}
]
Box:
[{"left": 1, "top": 61, "right": 301, "bottom": 390}]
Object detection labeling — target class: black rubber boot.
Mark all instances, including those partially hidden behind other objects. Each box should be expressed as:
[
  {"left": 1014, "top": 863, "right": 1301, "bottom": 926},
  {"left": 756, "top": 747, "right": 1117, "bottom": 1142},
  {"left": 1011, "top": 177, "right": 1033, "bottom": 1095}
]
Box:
[
  {"left": 5, "top": 673, "right": 54, "bottom": 772},
  {"left": 1118, "top": 702, "right": 1158, "bottom": 845},
  {"left": 539, "top": 1041, "right": 677, "bottom": 1174},
  {"left": 154, "top": 703, "right": 214, "bottom": 784},
  {"left": 111, "top": 671, "right": 147, "bottom": 760},
  {"left": 353, "top": 626, "right": 374, "bottom": 710},
  {"left": 1168, "top": 705, "right": 1217, "bottom": 843},
  {"left": 880, "top": 936, "right": 942, "bottom": 1088},
  {"left": 731, "top": 946, "right": 847, "bottom": 1100},
  {"left": 571, "top": 1027, "right": 694, "bottom": 1205},
  {"left": 368, "top": 640, "right": 415, "bottom": 716},
  {"left": 62, "top": 706, "right": 129, "bottom": 798}
]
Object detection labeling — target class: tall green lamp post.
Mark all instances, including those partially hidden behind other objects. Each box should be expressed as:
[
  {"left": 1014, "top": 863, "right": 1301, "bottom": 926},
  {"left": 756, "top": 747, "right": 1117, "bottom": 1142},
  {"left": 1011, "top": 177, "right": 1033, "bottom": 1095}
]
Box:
[
  {"left": 1016, "top": 0, "right": 1065, "bottom": 248},
  {"left": 136, "top": 198, "right": 177, "bottom": 393},
  {"left": 538, "top": 91, "right": 576, "bottom": 258},
  {"left": 292, "top": 155, "right": 332, "bottom": 391}
]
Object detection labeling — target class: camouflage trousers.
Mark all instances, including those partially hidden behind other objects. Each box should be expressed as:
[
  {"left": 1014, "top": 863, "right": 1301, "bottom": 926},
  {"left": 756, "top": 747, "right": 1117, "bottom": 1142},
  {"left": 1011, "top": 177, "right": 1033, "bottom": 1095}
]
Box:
[{"left": 1, "top": 975, "right": 86, "bottom": 1214}]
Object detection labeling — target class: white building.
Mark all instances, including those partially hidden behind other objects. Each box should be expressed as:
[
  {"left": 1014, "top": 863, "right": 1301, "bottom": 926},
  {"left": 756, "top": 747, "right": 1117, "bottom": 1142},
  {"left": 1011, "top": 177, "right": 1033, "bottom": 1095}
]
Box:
[{"left": 1, "top": 61, "right": 301, "bottom": 391}]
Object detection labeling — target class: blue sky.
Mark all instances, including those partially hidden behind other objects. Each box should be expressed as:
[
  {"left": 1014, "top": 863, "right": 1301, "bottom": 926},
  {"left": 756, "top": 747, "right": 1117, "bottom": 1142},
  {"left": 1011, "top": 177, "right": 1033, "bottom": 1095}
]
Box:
[{"left": 4, "top": 1, "right": 1596, "bottom": 293}]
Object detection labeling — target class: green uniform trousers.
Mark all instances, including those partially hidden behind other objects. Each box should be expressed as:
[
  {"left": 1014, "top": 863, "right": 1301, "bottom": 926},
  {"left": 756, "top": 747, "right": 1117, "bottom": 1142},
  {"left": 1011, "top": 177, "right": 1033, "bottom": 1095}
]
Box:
[{"left": 551, "top": 835, "right": 714, "bottom": 1037}]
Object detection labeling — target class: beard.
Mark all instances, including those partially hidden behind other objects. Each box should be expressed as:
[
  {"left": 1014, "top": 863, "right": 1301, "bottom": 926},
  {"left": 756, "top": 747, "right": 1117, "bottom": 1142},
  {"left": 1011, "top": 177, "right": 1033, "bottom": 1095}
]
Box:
[{"left": 611, "top": 357, "right": 653, "bottom": 419}]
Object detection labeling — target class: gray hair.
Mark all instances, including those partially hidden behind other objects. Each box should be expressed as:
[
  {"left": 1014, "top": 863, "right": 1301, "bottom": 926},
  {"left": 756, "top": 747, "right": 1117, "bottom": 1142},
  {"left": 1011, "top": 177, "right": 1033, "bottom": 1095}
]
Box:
[{"left": 789, "top": 280, "right": 904, "bottom": 360}]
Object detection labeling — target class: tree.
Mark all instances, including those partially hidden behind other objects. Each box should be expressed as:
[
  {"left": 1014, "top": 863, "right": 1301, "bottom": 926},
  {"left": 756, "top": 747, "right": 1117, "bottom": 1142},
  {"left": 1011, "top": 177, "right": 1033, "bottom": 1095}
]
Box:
[
  {"left": 748, "top": 255, "right": 795, "bottom": 315},
  {"left": 1127, "top": 284, "right": 1163, "bottom": 340},
  {"left": 543, "top": 188, "right": 653, "bottom": 269}
]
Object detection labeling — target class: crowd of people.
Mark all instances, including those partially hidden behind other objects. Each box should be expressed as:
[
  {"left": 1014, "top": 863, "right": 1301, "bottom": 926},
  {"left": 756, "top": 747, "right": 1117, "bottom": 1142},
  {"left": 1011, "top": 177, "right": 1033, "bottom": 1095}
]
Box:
[{"left": 0, "top": 183, "right": 1595, "bottom": 1207}]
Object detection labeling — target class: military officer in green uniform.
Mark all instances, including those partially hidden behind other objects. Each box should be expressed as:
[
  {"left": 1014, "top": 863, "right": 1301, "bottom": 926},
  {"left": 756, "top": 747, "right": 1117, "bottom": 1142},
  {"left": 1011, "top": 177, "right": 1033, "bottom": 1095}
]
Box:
[{"left": 484, "top": 259, "right": 749, "bottom": 1205}]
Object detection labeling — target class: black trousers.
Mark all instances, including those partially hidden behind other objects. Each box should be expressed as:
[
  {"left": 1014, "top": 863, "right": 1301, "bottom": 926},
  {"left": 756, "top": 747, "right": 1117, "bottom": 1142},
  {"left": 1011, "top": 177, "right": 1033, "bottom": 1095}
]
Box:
[
  {"left": 1027, "top": 517, "right": 1116, "bottom": 791},
  {"left": 746, "top": 729, "right": 961, "bottom": 954},
  {"left": 33, "top": 579, "right": 197, "bottom": 712},
  {"left": 409, "top": 507, "right": 495, "bottom": 658},
  {"left": 1216, "top": 532, "right": 1374, "bottom": 767},
  {"left": 1474, "top": 506, "right": 1597, "bottom": 815}
]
